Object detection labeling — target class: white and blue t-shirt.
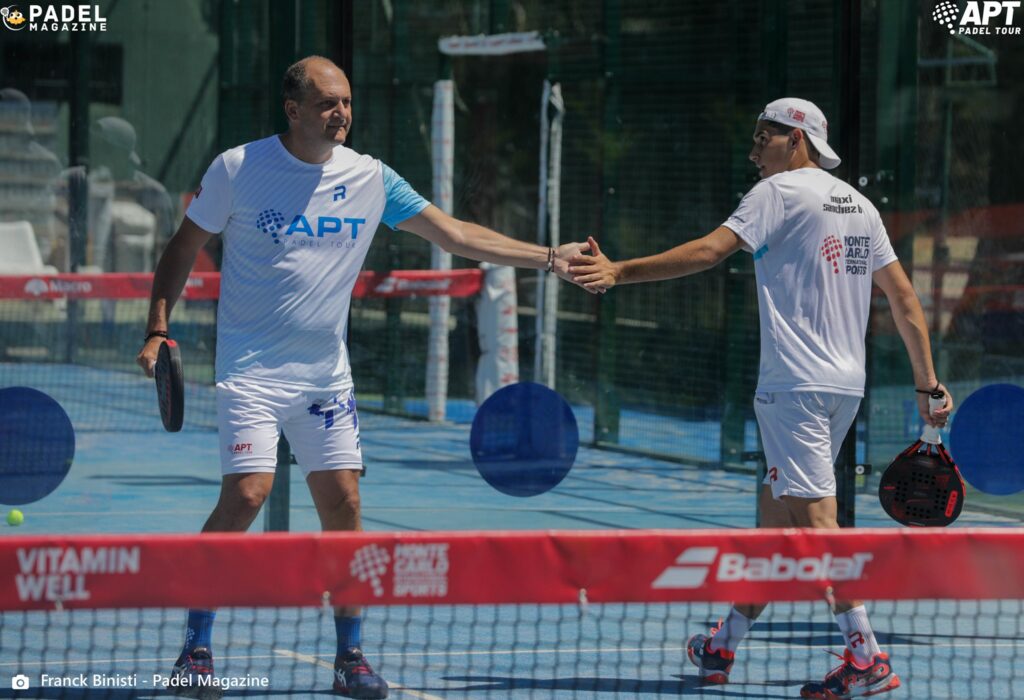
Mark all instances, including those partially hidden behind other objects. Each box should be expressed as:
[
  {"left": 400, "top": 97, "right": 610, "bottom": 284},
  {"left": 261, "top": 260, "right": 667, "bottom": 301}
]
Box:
[
  {"left": 723, "top": 168, "right": 898, "bottom": 397},
  {"left": 186, "top": 135, "right": 429, "bottom": 390}
]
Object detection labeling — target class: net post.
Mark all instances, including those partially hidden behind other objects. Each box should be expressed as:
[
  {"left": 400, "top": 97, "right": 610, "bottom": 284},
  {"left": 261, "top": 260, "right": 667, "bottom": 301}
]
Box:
[
  {"left": 265, "top": 433, "right": 291, "bottom": 532},
  {"left": 594, "top": 0, "right": 622, "bottom": 447},
  {"left": 427, "top": 79, "right": 455, "bottom": 422}
]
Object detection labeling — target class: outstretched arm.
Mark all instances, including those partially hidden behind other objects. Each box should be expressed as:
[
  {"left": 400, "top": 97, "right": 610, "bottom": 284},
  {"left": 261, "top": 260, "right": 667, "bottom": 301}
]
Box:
[
  {"left": 873, "top": 260, "right": 953, "bottom": 426},
  {"left": 569, "top": 226, "right": 745, "bottom": 292},
  {"left": 135, "top": 217, "right": 212, "bottom": 377},
  {"left": 397, "top": 204, "right": 592, "bottom": 286}
]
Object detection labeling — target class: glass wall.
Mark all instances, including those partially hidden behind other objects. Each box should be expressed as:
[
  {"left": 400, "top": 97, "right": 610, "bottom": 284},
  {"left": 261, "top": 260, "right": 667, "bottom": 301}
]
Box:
[{"left": 2, "top": 1, "right": 1021, "bottom": 515}]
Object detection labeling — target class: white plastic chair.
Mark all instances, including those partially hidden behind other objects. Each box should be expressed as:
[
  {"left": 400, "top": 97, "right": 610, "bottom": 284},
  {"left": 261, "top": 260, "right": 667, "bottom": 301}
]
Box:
[{"left": 0, "top": 220, "right": 58, "bottom": 274}]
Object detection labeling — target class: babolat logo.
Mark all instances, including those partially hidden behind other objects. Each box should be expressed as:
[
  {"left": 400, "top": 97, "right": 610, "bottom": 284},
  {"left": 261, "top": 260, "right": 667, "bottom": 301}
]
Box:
[
  {"left": 652, "top": 547, "right": 873, "bottom": 589},
  {"left": 256, "top": 208, "right": 366, "bottom": 247},
  {"left": 23, "top": 278, "right": 92, "bottom": 296},
  {"left": 931, "top": 1, "right": 1021, "bottom": 35},
  {"left": 373, "top": 277, "right": 452, "bottom": 295}
]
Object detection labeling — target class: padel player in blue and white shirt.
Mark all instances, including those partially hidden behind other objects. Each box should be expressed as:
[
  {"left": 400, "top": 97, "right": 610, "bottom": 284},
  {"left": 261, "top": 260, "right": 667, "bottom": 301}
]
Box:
[
  {"left": 137, "top": 56, "right": 590, "bottom": 700},
  {"left": 569, "top": 98, "right": 952, "bottom": 700}
]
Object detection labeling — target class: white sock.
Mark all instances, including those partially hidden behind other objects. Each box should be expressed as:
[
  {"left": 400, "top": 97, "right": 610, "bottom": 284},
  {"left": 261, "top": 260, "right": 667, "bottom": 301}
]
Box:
[
  {"left": 835, "top": 605, "right": 881, "bottom": 665},
  {"left": 708, "top": 608, "right": 755, "bottom": 653}
]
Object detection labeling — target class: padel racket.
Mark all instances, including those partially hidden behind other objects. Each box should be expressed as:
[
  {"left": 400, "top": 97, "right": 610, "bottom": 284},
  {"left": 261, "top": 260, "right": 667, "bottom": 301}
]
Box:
[
  {"left": 155, "top": 339, "right": 184, "bottom": 432},
  {"left": 878, "top": 391, "right": 964, "bottom": 527}
]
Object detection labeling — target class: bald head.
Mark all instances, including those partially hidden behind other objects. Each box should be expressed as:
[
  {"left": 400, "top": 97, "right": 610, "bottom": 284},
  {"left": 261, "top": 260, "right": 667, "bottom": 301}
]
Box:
[{"left": 282, "top": 56, "right": 346, "bottom": 104}]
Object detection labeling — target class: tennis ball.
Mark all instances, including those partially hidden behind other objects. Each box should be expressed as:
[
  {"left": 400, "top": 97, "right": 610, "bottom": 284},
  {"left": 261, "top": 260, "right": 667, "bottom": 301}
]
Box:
[{"left": 7, "top": 509, "right": 24, "bottom": 526}]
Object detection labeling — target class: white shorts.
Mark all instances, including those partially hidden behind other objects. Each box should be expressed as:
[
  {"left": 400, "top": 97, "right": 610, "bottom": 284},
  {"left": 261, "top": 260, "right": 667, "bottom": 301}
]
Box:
[
  {"left": 216, "top": 378, "right": 363, "bottom": 476},
  {"left": 754, "top": 391, "right": 860, "bottom": 500}
]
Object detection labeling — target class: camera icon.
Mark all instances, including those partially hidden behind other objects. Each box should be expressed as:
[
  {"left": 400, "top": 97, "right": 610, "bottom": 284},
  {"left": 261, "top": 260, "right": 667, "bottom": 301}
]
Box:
[{"left": 11, "top": 674, "right": 30, "bottom": 690}]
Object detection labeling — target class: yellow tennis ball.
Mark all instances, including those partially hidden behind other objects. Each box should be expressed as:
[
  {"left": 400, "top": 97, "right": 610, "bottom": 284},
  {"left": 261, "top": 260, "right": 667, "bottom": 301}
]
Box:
[{"left": 7, "top": 509, "right": 24, "bottom": 526}]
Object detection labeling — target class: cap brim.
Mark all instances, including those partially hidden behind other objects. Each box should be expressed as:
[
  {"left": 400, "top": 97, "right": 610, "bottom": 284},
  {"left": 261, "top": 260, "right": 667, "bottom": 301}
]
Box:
[{"left": 807, "top": 133, "right": 840, "bottom": 169}]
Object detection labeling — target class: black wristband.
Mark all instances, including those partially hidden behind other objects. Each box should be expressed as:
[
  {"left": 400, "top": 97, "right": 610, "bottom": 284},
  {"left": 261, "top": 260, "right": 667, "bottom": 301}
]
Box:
[
  {"left": 915, "top": 382, "right": 941, "bottom": 395},
  {"left": 146, "top": 330, "right": 169, "bottom": 342},
  {"left": 545, "top": 247, "right": 555, "bottom": 273}
]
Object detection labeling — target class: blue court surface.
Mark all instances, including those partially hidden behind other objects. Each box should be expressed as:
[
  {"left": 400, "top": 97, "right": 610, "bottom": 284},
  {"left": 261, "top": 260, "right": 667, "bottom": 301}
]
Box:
[{"left": 2, "top": 365, "right": 1022, "bottom": 698}]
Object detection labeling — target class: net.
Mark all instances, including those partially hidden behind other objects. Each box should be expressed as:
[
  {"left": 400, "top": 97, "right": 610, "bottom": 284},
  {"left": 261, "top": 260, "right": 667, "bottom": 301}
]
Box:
[
  {"left": 0, "top": 270, "right": 483, "bottom": 432},
  {"left": 2, "top": 529, "right": 1022, "bottom": 699}
]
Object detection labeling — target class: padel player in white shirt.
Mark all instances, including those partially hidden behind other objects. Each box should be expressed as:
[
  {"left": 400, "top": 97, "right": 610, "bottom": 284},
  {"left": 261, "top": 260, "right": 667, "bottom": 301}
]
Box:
[
  {"left": 137, "top": 56, "right": 590, "bottom": 700},
  {"left": 569, "top": 97, "right": 952, "bottom": 699}
]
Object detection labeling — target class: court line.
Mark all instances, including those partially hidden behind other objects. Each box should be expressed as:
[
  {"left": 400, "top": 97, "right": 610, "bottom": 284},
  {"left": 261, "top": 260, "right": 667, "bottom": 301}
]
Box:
[
  {"left": 4, "top": 636, "right": 1023, "bottom": 671},
  {"left": 273, "top": 648, "right": 446, "bottom": 700}
]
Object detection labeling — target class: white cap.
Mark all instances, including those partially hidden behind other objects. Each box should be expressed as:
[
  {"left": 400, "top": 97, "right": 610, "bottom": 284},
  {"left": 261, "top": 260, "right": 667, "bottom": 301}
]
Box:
[{"left": 758, "top": 97, "right": 840, "bottom": 170}]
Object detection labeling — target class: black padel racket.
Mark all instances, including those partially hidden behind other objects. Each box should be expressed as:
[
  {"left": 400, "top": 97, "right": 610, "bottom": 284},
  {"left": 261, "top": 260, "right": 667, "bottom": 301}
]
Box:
[
  {"left": 155, "top": 339, "right": 184, "bottom": 432},
  {"left": 878, "top": 392, "right": 964, "bottom": 527}
]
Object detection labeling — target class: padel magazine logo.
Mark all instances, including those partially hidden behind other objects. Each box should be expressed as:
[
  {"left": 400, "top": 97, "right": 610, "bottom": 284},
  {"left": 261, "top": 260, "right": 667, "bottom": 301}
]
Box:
[
  {"left": 1, "top": 4, "right": 107, "bottom": 31},
  {"left": 651, "top": 547, "right": 873, "bottom": 588},
  {"left": 350, "top": 543, "right": 450, "bottom": 599},
  {"left": 931, "top": 1, "right": 1022, "bottom": 35}
]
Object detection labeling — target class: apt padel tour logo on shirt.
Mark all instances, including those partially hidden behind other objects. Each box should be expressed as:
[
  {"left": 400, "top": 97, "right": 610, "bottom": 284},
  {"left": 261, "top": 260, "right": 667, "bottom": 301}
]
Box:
[
  {"left": 1, "top": 4, "right": 107, "bottom": 32},
  {"left": 256, "top": 208, "right": 366, "bottom": 248},
  {"left": 931, "top": 1, "right": 1022, "bottom": 35},
  {"left": 350, "top": 543, "right": 449, "bottom": 599}
]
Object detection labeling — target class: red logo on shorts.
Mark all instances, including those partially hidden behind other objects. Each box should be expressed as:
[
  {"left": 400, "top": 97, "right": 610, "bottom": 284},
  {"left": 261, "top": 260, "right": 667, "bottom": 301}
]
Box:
[
  {"left": 768, "top": 467, "right": 779, "bottom": 482},
  {"left": 230, "top": 443, "right": 252, "bottom": 454},
  {"left": 821, "top": 235, "right": 843, "bottom": 274}
]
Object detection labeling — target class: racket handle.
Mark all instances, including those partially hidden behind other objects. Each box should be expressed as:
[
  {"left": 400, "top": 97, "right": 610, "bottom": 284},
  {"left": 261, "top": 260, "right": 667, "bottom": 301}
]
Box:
[{"left": 921, "top": 391, "right": 946, "bottom": 445}]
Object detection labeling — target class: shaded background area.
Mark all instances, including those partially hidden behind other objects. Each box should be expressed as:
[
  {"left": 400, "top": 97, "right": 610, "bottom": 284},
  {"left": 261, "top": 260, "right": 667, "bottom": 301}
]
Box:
[{"left": 1, "top": 0, "right": 1022, "bottom": 518}]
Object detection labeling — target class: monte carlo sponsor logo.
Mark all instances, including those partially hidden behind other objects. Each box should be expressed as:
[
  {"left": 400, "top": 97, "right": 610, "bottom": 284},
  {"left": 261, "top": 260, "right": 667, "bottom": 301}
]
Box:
[{"left": 350, "top": 542, "right": 450, "bottom": 599}]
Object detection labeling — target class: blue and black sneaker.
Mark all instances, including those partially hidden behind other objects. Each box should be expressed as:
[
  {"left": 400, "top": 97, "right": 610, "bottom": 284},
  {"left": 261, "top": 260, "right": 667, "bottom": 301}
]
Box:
[
  {"left": 168, "top": 646, "right": 223, "bottom": 699},
  {"left": 800, "top": 649, "right": 900, "bottom": 699},
  {"left": 686, "top": 632, "right": 735, "bottom": 684},
  {"left": 333, "top": 647, "right": 389, "bottom": 699}
]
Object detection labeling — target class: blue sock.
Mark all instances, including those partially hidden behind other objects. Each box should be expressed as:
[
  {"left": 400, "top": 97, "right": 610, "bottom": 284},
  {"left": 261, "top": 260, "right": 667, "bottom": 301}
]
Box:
[
  {"left": 335, "top": 616, "right": 362, "bottom": 656},
  {"left": 183, "top": 609, "right": 216, "bottom": 655}
]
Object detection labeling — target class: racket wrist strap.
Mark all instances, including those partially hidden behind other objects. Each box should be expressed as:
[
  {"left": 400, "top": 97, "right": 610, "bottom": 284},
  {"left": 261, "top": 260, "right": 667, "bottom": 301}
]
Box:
[{"left": 146, "top": 330, "right": 169, "bottom": 342}]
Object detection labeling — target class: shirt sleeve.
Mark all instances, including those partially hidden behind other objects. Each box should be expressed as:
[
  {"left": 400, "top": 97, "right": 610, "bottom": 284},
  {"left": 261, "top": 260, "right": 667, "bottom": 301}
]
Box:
[
  {"left": 380, "top": 162, "right": 430, "bottom": 230},
  {"left": 185, "top": 154, "right": 232, "bottom": 234},
  {"left": 721, "top": 180, "right": 785, "bottom": 255},
  {"left": 870, "top": 212, "right": 899, "bottom": 272}
]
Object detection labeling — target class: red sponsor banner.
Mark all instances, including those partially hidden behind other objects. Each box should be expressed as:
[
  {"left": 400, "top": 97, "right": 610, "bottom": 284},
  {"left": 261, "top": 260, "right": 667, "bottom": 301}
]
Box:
[
  {"left": 0, "top": 273, "right": 220, "bottom": 301},
  {"left": 0, "top": 270, "right": 482, "bottom": 301},
  {"left": 1, "top": 529, "right": 1023, "bottom": 611},
  {"left": 351, "top": 269, "right": 482, "bottom": 298}
]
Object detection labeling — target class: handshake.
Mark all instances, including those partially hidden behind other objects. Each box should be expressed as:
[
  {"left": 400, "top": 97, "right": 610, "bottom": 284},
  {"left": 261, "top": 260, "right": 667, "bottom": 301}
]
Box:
[{"left": 551, "top": 236, "right": 617, "bottom": 294}]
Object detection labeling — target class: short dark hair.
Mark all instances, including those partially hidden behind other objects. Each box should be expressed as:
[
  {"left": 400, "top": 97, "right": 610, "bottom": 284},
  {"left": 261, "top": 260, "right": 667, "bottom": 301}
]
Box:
[
  {"left": 282, "top": 56, "right": 342, "bottom": 103},
  {"left": 763, "top": 119, "right": 820, "bottom": 161}
]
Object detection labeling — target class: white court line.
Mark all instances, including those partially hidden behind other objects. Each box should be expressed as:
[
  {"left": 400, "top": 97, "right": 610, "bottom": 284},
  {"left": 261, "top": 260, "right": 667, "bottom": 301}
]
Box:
[
  {"left": 4, "top": 638, "right": 1022, "bottom": 671},
  {"left": 274, "top": 648, "right": 447, "bottom": 700}
]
